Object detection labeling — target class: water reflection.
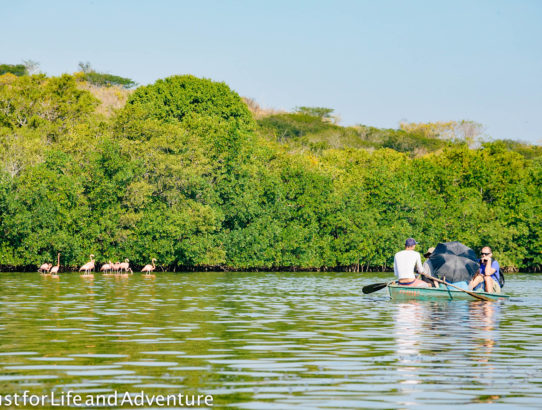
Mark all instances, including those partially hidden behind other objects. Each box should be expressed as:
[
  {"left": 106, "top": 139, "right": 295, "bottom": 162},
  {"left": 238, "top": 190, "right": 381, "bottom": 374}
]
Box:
[
  {"left": 468, "top": 302, "right": 500, "bottom": 360},
  {"left": 0, "top": 272, "right": 540, "bottom": 408},
  {"left": 392, "top": 298, "right": 506, "bottom": 406},
  {"left": 393, "top": 301, "right": 426, "bottom": 407}
]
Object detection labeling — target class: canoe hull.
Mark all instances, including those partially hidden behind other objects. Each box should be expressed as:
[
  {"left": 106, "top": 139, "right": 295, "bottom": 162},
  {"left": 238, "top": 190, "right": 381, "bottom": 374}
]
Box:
[{"left": 388, "top": 284, "right": 509, "bottom": 301}]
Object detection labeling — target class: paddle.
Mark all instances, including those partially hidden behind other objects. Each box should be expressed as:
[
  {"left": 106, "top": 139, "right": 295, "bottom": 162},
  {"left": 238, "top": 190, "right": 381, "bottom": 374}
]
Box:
[
  {"left": 362, "top": 282, "right": 390, "bottom": 294},
  {"left": 420, "top": 272, "right": 492, "bottom": 302}
]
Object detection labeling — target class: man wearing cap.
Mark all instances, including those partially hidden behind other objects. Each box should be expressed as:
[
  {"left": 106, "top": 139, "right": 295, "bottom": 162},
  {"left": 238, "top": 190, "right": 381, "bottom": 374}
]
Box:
[{"left": 393, "top": 238, "right": 430, "bottom": 287}]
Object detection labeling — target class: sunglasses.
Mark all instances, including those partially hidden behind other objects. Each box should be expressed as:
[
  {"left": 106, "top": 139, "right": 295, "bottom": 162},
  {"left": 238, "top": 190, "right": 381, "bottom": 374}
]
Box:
[{"left": 480, "top": 252, "right": 491, "bottom": 256}]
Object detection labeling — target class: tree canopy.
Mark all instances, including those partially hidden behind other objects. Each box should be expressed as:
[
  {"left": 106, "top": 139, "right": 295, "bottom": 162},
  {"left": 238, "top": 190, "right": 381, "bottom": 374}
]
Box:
[
  {"left": 0, "top": 64, "right": 27, "bottom": 76},
  {"left": 0, "top": 72, "right": 540, "bottom": 272}
]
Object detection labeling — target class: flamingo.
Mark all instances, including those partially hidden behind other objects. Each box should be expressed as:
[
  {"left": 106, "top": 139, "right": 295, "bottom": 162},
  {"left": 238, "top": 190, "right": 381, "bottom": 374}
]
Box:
[
  {"left": 141, "top": 258, "right": 157, "bottom": 275},
  {"left": 50, "top": 253, "right": 60, "bottom": 276},
  {"left": 39, "top": 262, "right": 52, "bottom": 274},
  {"left": 118, "top": 259, "right": 133, "bottom": 274},
  {"left": 100, "top": 260, "right": 113, "bottom": 274},
  {"left": 112, "top": 261, "right": 121, "bottom": 273},
  {"left": 79, "top": 254, "right": 95, "bottom": 275}
]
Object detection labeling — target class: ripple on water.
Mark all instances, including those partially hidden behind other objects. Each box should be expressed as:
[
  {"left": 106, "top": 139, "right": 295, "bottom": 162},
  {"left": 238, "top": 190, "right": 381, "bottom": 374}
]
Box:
[
  {"left": 69, "top": 354, "right": 128, "bottom": 358},
  {"left": 0, "top": 352, "right": 38, "bottom": 356},
  {"left": 0, "top": 271, "right": 541, "bottom": 408},
  {"left": 5, "top": 365, "right": 123, "bottom": 371},
  {"left": 142, "top": 351, "right": 185, "bottom": 355},
  {"left": 0, "top": 375, "right": 58, "bottom": 381},
  {"left": 119, "top": 361, "right": 179, "bottom": 367},
  {"left": 66, "top": 370, "right": 136, "bottom": 376}
]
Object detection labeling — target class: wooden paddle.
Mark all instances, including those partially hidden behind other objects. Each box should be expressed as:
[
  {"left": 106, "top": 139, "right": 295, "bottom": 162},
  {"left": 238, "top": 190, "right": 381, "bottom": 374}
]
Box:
[
  {"left": 420, "top": 272, "right": 492, "bottom": 301},
  {"left": 362, "top": 282, "right": 391, "bottom": 294}
]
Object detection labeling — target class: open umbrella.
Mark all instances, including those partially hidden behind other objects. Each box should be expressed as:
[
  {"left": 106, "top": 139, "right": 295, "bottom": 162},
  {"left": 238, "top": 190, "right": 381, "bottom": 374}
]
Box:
[{"left": 428, "top": 241, "right": 479, "bottom": 283}]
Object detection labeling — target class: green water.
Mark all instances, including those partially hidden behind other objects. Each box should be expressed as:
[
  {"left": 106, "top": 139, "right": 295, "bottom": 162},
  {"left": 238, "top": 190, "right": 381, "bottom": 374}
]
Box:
[{"left": 0, "top": 272, "right": 540, "bottom": 408}]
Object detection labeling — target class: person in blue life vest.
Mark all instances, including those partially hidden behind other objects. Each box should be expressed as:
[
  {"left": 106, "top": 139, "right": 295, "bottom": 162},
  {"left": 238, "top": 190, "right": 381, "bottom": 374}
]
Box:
[{"left": 468, "top": 246, "right": 501, "bottom": 293}]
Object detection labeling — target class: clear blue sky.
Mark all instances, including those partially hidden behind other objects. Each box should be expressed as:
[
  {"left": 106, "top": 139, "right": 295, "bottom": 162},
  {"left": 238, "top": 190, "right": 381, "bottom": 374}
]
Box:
[{"left": 3, "top": 0, "right": 541, "bottom": 143}]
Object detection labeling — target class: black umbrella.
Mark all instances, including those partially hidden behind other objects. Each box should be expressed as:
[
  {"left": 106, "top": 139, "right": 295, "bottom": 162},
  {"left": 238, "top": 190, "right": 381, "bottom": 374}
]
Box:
[{"left": 428, "top": 241, "right": 480, "bottom": 283}]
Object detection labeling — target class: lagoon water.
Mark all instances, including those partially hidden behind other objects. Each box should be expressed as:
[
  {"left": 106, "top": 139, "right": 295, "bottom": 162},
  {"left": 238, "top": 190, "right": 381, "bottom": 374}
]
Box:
[{"left": 0, "top": 271, "right": 540, "bottom": 409}]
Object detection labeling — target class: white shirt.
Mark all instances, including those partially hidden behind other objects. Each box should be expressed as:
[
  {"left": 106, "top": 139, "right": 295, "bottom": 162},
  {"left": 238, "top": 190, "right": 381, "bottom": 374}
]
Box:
[{"left": 394, "top": 250, "right": 424, "bottom": 280}]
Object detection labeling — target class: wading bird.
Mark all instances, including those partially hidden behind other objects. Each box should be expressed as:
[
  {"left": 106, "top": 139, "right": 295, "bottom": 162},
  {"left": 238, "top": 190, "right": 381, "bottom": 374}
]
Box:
[
  {"left": 79, "top": 254, "right": 95, "bottom": 275},
  {"left": 142, "top": 258, "right": 157, "bottom": 275},
  {"left": 38, "top": 262, "right": 52, "bottom": 274},
  {"left": 118, "top": 259, "right": 133, "bottom": 274},
  {"left": 100, "top": 260, "right": 113, "bottom": 274},
  {"left": 50, "top": 253, "right": 60, "bottom": 276}
]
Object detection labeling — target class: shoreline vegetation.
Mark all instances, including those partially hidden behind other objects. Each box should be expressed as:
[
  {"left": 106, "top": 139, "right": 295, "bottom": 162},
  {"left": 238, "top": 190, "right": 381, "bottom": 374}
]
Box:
[{"left": 0, "top": 64, "right": 540, "bottom": 273}]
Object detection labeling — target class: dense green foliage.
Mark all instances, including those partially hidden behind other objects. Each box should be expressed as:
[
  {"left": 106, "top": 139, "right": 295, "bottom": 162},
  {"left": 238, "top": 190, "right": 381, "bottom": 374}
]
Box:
[
  {"left": 0, "top": 73, "right": 540, "bottom": 271},
  {"left": 76, "top": 61, "right": 137, "bottom": 89},
  {"left": 0, "top": 64, "right": 26, "bottom": 76},
  {"left": 295, "top": 106, "right": 335, "bottom": 119},
  {"left": 258, "top": 113, "right": 452, "bottom": 155},
  {"left": 83, "top": 72, "right": 137, "bottom": 89},
  {"left": 126, "top": 75, "right": 254, "bottom": 127}
]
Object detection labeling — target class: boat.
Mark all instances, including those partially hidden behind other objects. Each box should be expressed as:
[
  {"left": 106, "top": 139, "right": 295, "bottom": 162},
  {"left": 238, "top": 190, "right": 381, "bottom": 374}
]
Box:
[{"left": 388, "top": 284, "right": 510, "bottom": 301}]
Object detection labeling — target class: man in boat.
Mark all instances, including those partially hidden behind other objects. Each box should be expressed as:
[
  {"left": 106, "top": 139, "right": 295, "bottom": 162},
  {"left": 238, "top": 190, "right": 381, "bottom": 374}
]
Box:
[
  {"left": 468, "top": 246, "right": 501, "bottom": 293},
  {"left": 393, "top": 238, "right": 430, "bottom": 287}
]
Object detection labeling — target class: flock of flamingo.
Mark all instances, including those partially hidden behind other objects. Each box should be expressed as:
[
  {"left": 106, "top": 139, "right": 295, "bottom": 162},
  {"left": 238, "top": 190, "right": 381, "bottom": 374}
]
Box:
[{"left": 38, "top": 253, "right": 158, "bottom": 278}]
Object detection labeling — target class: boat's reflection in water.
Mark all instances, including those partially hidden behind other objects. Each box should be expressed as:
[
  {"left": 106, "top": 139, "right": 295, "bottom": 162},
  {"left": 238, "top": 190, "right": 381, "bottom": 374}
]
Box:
[
  {"left": 393, "top": 300, "right": 426, "bottom": 407},
  {"left": 393, "top": 299, "right": 502, "bottom": 405}
]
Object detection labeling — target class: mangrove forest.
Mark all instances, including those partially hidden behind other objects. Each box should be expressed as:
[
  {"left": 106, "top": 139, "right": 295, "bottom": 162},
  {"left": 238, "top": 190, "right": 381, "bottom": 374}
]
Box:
[{"left": 0, "top": 70, "right": 540, "bottom": 271}]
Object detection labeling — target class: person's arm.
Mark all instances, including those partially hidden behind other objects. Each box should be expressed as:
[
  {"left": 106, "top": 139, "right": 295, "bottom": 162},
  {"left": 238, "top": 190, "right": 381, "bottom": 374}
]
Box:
[
  {"left": 422, "top": 261, "right": 437, "bottom": 287},
  {"left": 484, "top": 258, "right": 496, "bottom": 276}
]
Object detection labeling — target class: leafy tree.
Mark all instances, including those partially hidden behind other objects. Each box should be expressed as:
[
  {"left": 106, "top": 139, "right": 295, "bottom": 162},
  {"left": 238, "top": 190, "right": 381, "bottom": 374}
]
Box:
[
  {"left": 258, "top": 113, "right": 333, "bottom": 141},
  {"left": 0, "top": 71, "right": 540, "bottom": 272},
  {"left": 0, "top": 74, "right": 98, "bottom": 131},
  {"left": 124, "top": 75, "right": 254, "bottom": 129},
  {"left": 77, "top": 61, "right": 137, "bottom": 88},
  {"left": 83, "top": 72, "right": 137, "bottom": 89},
  {"left": 0, "top": 64, "right": 26, "bottom": 76},
  {"left": 295, "top": 106, "right": 334, "bottom": 119},
  {"left": 400, "top": 120, "right": 484, "bottom": 143}
]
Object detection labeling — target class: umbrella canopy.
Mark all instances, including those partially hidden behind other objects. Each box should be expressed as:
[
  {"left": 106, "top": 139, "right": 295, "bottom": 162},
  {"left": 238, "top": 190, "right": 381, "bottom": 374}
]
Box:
[{"left": 428, "top": 241, "right": 480, "bottom": 283}]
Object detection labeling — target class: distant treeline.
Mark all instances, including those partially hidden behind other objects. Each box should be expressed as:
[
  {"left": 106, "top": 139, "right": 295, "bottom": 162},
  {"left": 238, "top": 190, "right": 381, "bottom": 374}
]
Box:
[{"left": 0, "top": 72, "right": 540, "bottom": 272}]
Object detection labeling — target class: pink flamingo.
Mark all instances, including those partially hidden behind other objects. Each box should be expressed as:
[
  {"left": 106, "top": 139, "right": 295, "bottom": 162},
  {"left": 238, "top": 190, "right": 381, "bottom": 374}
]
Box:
[
  {"left": 112, "top": 261, "right": 121, "bottom": 273},
  {"left": 118, "top": 259, "right": 133, "bottom": 274},
  {"left": 38, "top": 262, "right": 52, "bottom": 274},
  {"left": 141, "top": 258, "right": 157, "bottom": 275},
  {"left": 79, "top": 254, "right": 95, "bottom": 275},
  {"left": 100, "top": 260, "right": 113, "bottom": 274},
  {"left": 50, "top": 253, "right": 60, "bottom": 276}
]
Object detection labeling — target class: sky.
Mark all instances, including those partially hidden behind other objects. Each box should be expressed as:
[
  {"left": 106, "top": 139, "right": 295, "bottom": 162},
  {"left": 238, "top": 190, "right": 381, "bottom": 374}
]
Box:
[{"left": 2, "top": 0, "right": 541, "bottom": 143}]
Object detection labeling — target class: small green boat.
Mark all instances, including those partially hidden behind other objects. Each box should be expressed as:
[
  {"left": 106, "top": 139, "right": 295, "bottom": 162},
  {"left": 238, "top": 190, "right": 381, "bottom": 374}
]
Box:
[{"left": 388, "top": 284, "right": 510, "bottom": 301}]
